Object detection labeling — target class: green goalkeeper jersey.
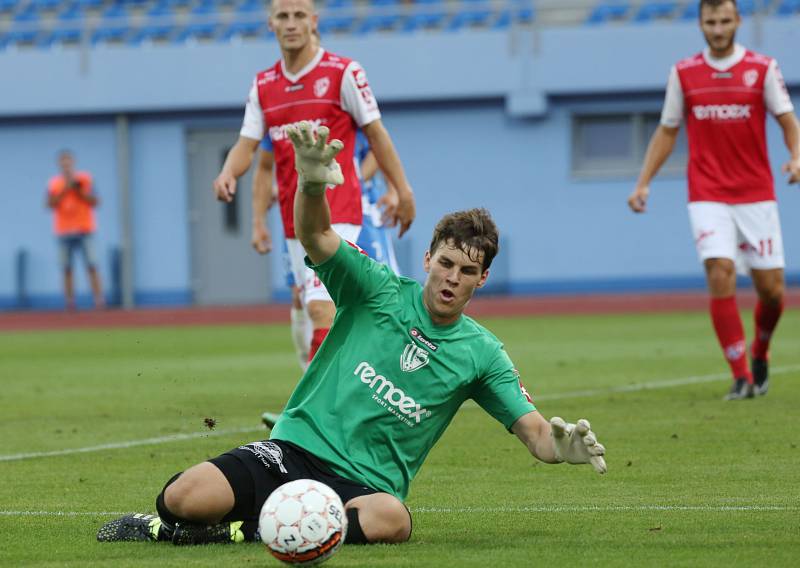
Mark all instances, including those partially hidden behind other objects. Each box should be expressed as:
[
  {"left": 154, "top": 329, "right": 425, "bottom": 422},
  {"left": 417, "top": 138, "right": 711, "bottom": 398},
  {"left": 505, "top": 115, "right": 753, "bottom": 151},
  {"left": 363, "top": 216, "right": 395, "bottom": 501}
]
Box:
[{"left": 271, "top": 239, "right": 535, "bottom": 500}]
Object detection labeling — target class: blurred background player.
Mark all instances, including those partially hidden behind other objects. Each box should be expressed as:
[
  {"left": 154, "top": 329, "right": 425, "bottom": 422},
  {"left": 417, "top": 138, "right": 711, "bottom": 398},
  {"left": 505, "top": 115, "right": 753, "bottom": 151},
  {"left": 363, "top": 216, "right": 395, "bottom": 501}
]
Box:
[
  {"left": 46, "top": 149, "right": 104, "bottom": 311},
  {"left": 257, "top": 129, "right": 402, "bottom": 427},
  {"left": 628, "top": 0, "right": 800, "bottom": 400},
  {"left": 213, "top": 0, "right": 416, "bottom": 364}
]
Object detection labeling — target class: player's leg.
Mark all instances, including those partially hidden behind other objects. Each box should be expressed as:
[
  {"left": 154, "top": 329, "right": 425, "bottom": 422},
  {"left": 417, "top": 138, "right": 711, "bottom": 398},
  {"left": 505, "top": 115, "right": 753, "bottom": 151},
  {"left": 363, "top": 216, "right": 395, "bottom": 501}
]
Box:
[
  {"left": 99, "top": 450, "right": 261, "bottom": 544},
  {"left": 736, "top": 201, "right": 786, "bottom": 396},
  {"left": 344, "top": 493, "right": 412, "bottom": 544},
  {"left": 80, "top": 233, "right": 105, "bottom": 309},
  {"left": 290, "top": 284, "right": 311, "bottom": 370},
  {"left": 689, "top": 202, "right": 752, "bottom": 399},
  {"left": 59, "top": 236, "right": 76, "bottom": 310}
]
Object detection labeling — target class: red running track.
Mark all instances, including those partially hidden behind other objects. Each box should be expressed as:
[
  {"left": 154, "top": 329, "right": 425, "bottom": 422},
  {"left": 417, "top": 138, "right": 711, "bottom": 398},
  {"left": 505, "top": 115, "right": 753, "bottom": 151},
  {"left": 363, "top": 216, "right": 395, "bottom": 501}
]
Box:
[{"left": 1, "top": 289, "right": 797, "bottom": 332}]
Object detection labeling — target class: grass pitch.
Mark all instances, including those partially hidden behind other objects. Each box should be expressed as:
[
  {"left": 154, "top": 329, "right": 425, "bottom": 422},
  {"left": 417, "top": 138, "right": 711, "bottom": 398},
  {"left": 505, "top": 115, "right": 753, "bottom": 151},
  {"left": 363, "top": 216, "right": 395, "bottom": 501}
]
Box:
[{"left": 1, "top": 309, "right": 799, "bottom": 567}]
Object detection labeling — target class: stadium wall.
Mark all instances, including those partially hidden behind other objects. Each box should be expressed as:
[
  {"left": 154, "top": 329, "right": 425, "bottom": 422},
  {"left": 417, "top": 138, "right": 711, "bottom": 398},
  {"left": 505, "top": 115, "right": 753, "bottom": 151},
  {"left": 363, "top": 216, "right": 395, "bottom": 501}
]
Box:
[{"left": 1, "top": 17, "right": 799, "bottom": 308}]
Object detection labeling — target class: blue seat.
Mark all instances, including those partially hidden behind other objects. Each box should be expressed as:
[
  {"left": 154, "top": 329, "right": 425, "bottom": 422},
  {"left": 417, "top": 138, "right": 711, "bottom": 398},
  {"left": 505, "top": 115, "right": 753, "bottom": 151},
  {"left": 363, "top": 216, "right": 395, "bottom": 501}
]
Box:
[
  {"left": 74, "top": 0, "right": 105, "bottom": 8},
  {"left": 777, "top": 0, "right": 800, "bottom": 15},
  {"left": 586, "top": 2, "right": 630, "bottom": 24},
  {"left": 236, "top": 0, "right": 262, "bottom": 13},
  {"left": 356, "top": 13, "right": 403, "bottom": 34},
  {"left": 13, "top": 4, "right": 40, "bottom": 22},
  {"left": 174, "top": 20, "right": 221, "bottom": 42},
  {"left": 190, "top": 0, "right": 217, "bottom": 15},
  {"left": 91, "top": 5, "right": 131, "bottom": 44},
  {"left": 682, "top": 0, "right": 757, "bottom": 19},
  {"left": 402, "top": 0, "right": 448, "bottom": 32},
  {"left": 325, "top": 0, "right": 353, "bottom": 7},
  {"left": 633, "top": 1, "right": 677, "bottom": 22},
  {"left": 447, "top": 10, "right": 492, "bottom": 31},
  {"left": 31, "top": 0, "right": 63, "bottom": 10},
  {"left": 220, "top": 19, "right": 262, "bottom": 40},
  {"left": 128, "top": 1, "right": 176, "bottom": 44},
  {"left": 57, "top": 3, "right": 83, "bottom": 21},
  {"left": 492, "top": 3, "right": 534, "bottom": 29},
  {"left": 0, "top": 0, "right": 19, "bottom": 13},
  {"left": 39, "top": 26, "right": 83, "bottom": 47},
  {"left": 1, "top": 27, "right": 40, "bottom": 47},
  {"left": 318, "top": 15, "right": 356, "bottom": 33}
]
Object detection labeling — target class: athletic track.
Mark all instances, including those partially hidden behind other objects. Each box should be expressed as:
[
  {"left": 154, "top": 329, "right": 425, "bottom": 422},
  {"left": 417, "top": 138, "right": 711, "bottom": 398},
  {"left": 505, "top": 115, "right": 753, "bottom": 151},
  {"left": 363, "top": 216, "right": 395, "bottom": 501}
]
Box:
[{"left": 1, "top": 288, "right": 797, "bottom": 332}]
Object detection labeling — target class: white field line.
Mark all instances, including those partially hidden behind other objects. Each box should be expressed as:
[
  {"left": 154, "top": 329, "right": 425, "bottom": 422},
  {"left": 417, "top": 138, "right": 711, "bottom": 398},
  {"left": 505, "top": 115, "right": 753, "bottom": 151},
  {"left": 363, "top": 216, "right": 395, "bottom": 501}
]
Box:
[
  {"left": 0, "top": 426, "right": 263, "bottom": 463},
  {"left": 2, "top": 365, "right": 798, "bottom": 463},
  {"left": 1, "top": 505, "right": 797, "bottom": 517}
]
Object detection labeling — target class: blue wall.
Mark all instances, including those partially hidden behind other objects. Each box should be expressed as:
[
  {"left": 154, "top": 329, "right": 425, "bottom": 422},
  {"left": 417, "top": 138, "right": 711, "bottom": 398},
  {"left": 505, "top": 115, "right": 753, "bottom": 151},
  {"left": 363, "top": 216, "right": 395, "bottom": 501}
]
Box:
[{"left": 2, "top": 16, "right": 799, "bottom": 308}]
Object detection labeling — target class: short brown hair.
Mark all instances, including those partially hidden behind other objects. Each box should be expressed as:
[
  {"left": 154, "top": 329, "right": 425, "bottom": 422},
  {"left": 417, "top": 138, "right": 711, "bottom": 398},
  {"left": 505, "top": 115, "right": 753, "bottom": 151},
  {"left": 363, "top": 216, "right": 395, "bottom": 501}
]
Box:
[
  {"left": 429, "top": 208, "right": 499, "bottom": 272},
  {"left": 699, "top": 0, "right": 737, "bottom": 11}
]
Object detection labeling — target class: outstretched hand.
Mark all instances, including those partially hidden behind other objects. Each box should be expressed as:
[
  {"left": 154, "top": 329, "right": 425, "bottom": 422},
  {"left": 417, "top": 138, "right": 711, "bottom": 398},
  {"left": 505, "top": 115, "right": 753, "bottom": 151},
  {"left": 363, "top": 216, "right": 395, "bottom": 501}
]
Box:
[
  {"left": 550, "top": 417, "right": 607, "bottom": 474},
  {"left": 286, "top": 122, "right": 345, "bottom": 195}
]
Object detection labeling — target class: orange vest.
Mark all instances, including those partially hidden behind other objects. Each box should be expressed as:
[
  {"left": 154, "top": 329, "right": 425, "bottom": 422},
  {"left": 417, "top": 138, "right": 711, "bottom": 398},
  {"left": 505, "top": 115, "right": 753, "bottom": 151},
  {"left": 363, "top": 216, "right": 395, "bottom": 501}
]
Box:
[{"left": 48, "top": 172, "right": 97, "bottom": 235}]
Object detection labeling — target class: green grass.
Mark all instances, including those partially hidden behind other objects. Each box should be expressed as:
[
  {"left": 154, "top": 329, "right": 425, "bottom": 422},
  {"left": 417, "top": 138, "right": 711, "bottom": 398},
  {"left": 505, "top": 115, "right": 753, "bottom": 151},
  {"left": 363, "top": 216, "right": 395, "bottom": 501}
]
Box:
[{"left": 1, "top": 310, "right": 799, "bottom": 567}]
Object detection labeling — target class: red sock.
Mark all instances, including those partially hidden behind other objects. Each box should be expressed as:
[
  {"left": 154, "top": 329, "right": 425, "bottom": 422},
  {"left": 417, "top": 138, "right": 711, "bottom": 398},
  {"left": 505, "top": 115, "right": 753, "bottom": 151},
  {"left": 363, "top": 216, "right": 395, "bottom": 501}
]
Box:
[
  {"left": 751, "top": 300, "right": 783, "bottom": 360},
  {"left": 308, "top": 328, "right": 329, "bottom": 361},
  {"left": 710, "top": 296, "right": 751, "bottom": 382}
]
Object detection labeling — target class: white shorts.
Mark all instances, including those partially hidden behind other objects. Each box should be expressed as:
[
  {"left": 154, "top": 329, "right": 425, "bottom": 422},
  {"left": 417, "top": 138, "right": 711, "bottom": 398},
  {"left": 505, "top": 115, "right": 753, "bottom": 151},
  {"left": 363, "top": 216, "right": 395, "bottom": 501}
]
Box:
[
  {"left": 687, "top": 201, "right": 785, "bottom": 274},
  {"left": 286, "top": 223, "right": 361, "bottom": 305}
]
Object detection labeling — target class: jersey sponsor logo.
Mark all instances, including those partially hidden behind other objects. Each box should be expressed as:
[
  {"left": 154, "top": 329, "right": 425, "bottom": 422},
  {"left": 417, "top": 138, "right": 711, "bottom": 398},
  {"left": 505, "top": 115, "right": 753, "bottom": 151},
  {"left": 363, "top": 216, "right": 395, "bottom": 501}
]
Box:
[
  {"left": 258, "top": 71, "right": 279, "bottom": 85},
  {"left": 354, "top": 361, "right": 431, "bottom": 426},
  {"left": 401, "top": 344, "right": 430, "bottom": 372},
  {"left": 711, "top": 72, "right": 733, "bottom": 79},
  {"left": 269, "top": 118, "right": 325, "bottom": 142},
  {"left": 285, "top": 84, "right": 305, "bottom": 92},
  {"left": 743, "top": 69, "right": 759, "bottom": 87},
  {"left": 409, "top": 328, "right": 438, "bottom": 352},
  {"left": 319, "top": 60, "right": 345, "bottom": 70},
  {"left": 314, "top": 77, "right": 330, "bottom": 98},
  {"left": 691, "top": 104, "right": 752, "bottom": 121},
  {"left": 351, "top": 65, "right": 377, "bottom": 109}
]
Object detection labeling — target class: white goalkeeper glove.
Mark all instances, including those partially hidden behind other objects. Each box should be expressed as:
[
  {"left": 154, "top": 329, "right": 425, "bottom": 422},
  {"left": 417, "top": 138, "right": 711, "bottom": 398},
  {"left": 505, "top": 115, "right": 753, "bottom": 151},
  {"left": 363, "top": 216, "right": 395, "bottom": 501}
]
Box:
[
  {"left": 285, "top": 121, "right": 345, "bottom": 196},
  {"left": 550, "top": 417, "right": 607, "bottom": 474}
]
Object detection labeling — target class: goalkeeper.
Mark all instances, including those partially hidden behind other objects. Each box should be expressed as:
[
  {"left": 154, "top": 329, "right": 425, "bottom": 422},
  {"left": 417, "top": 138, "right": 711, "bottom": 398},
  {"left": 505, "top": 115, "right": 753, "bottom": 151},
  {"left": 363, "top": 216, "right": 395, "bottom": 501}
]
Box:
[{"left": 98, "top": 123, "right": 607, "bottom": 546}]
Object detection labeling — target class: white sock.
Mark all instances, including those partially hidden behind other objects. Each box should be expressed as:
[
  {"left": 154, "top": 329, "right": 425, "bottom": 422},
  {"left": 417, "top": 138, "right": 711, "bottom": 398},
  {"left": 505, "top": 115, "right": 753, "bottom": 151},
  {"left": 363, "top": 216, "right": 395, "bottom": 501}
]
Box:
[{"left": 290, "top": 307, "right": 310, "bottom": 371}]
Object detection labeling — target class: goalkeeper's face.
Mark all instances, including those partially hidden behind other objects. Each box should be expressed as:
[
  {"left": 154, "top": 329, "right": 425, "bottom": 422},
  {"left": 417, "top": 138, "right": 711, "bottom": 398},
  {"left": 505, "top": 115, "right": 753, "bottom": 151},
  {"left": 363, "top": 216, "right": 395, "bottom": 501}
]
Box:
[
  {"left": 422, "top": 240, "right": 489, "bottom": 326},
  {"left": 270, "top": 0, "right": 318, "bottom": 53}
]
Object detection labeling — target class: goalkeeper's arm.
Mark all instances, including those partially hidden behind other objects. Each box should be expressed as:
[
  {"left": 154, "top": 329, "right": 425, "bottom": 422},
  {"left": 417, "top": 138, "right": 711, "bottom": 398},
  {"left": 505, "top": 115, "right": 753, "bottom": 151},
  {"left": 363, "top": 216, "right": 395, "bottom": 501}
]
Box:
[
  {"left": 287, "top": 122, "right": 346, "bottom": 265},
  {"left": 511, "top": 411, "right": 607, "bottom": 474}
]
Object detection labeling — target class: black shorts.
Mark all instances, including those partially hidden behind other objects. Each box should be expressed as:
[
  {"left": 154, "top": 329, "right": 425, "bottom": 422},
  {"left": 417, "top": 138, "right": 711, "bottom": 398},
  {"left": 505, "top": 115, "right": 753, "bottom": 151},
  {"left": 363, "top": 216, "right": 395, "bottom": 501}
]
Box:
[{"left": 208, "top": 439, "right": 378, "bottom": 522}]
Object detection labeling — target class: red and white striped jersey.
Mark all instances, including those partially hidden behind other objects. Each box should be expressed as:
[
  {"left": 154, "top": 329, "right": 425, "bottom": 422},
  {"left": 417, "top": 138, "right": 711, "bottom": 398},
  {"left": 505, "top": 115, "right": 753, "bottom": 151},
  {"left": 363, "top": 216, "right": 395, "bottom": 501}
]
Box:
[
  {"left": 660, "top": 44, "right": 793, "bottom": 204},
  {"left": 240, "top": 48, "right": 381, "bottom": 238}
]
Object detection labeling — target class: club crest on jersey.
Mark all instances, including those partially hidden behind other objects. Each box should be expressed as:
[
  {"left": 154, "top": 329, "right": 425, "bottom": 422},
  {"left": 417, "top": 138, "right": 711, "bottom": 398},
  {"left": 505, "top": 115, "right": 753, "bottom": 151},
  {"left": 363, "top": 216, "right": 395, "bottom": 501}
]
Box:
[
  {"left": 401, "top": 344, "right": 430, "bottom": 372},
  {"left": 409, "top": 328, "right": 438, "bottom": 351},
  {"left": 314, "top": 77, "right": 330, "bottom": 98},
  {"left": 743, "top": 69, "right": 759, "bottom": 87}
]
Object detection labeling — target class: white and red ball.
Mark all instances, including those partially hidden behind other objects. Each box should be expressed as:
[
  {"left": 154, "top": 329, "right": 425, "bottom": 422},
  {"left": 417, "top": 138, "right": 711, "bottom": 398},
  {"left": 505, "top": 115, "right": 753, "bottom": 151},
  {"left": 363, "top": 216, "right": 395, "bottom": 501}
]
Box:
[{"left": 259, "top": 479, "right": 348, "bottom": 565}]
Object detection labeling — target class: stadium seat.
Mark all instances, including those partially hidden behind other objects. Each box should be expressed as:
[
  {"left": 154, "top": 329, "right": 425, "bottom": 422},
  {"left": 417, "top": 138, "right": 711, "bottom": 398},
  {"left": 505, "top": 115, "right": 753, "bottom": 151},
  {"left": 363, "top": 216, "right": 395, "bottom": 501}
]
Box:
[
  {"left": 317, "top": 15, "right": 357, "bottom": 34},
  {"left": 1, "top": 29, "right": 40, "bottom": 48},
  {"left": 324, "top": 0, "right": 354, "bottom": 8},
  {"left": 492, "top": 2, "right": 535, "bottom": 30},
  {"left": 633, "top": 1, "right": 677, "bottom": 22},
  {"left": 236, "top": 0, "right": 262, "bottom": 13},
  {"left": 127, "top": 1, "right": 177, "bottom": 45},
  {"left": 220, "top": 19, "right": 264, "bottom": 41},
  {"left": 446, "top": 0, "right": 492, "bottom": 32},
  {"left": 38, "top": 26, "right": 83, "bottom": 48},
  {"left": 73, "top": 0, "right": 104, "bottom": 9},
  {"left": 57, "top": 3, "right": 83, "bottom": 20},
  {"left": 30, "top": 0, "right": 63, "bottom": 10},
  {"left": 174, "top": 22, "right": 221, "bottom": 42},
  {"left": 91, "top": 4, "right": 131, "bottom": 45},
  {"left": 682, "top": 0, "right": 757, "bottom": 19},
  {"left": 0, "top": 0, "right": 18, "bottom": 13},
  {"left": 777, "top": 0, "right": 800, "bottom": 15},
  {"left": 586, "top": 2, "right": 630, "bottom": 24},
  {"left": 355, "top": 13, "right": 404, "bottom": 34},
  {"left": 402, "top": 0, "right": 448, "bottom": 33},
  {"left": 12, "top": 3, "right": 40, "bottom": 22}
]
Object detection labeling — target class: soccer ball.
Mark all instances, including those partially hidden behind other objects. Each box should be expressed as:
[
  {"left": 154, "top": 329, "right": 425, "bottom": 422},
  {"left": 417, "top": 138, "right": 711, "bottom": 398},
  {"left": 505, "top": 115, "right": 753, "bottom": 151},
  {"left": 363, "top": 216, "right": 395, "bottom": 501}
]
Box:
[{"left": 259, "top": 479, "right": 348, "bottom": 565}]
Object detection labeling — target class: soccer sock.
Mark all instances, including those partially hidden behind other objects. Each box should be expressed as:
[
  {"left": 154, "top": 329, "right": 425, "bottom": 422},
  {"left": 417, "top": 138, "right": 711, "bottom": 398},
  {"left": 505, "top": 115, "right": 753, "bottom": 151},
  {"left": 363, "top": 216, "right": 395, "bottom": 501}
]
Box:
[
  {"left": 751, "top": 299, "right": 783, "bottom": 360},
  {"left": 308, "top": 328, "right": 329, "bottom": 362},
  {"left": 290, "top": 307, "right": 310, "bottom": 371},
  {"left": 345, "top": 508, "right": 369, "bottom": 545},
  {"left": 155, "top": 473, "right": 183, "bottom": 540},
  {"left": 710, "top": 296, "right": 751, "bottom": 382}
]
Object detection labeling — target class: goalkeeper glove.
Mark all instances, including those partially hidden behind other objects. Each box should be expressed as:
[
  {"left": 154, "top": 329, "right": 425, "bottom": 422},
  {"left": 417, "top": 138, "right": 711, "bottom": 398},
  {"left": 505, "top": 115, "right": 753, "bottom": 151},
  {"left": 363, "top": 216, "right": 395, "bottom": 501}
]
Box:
[
  {"left": 285, "top": 121, "right": 344, "bottom": 196},
  {"left": 550, "top": 417, "right": 607, "bottom": 474}
]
